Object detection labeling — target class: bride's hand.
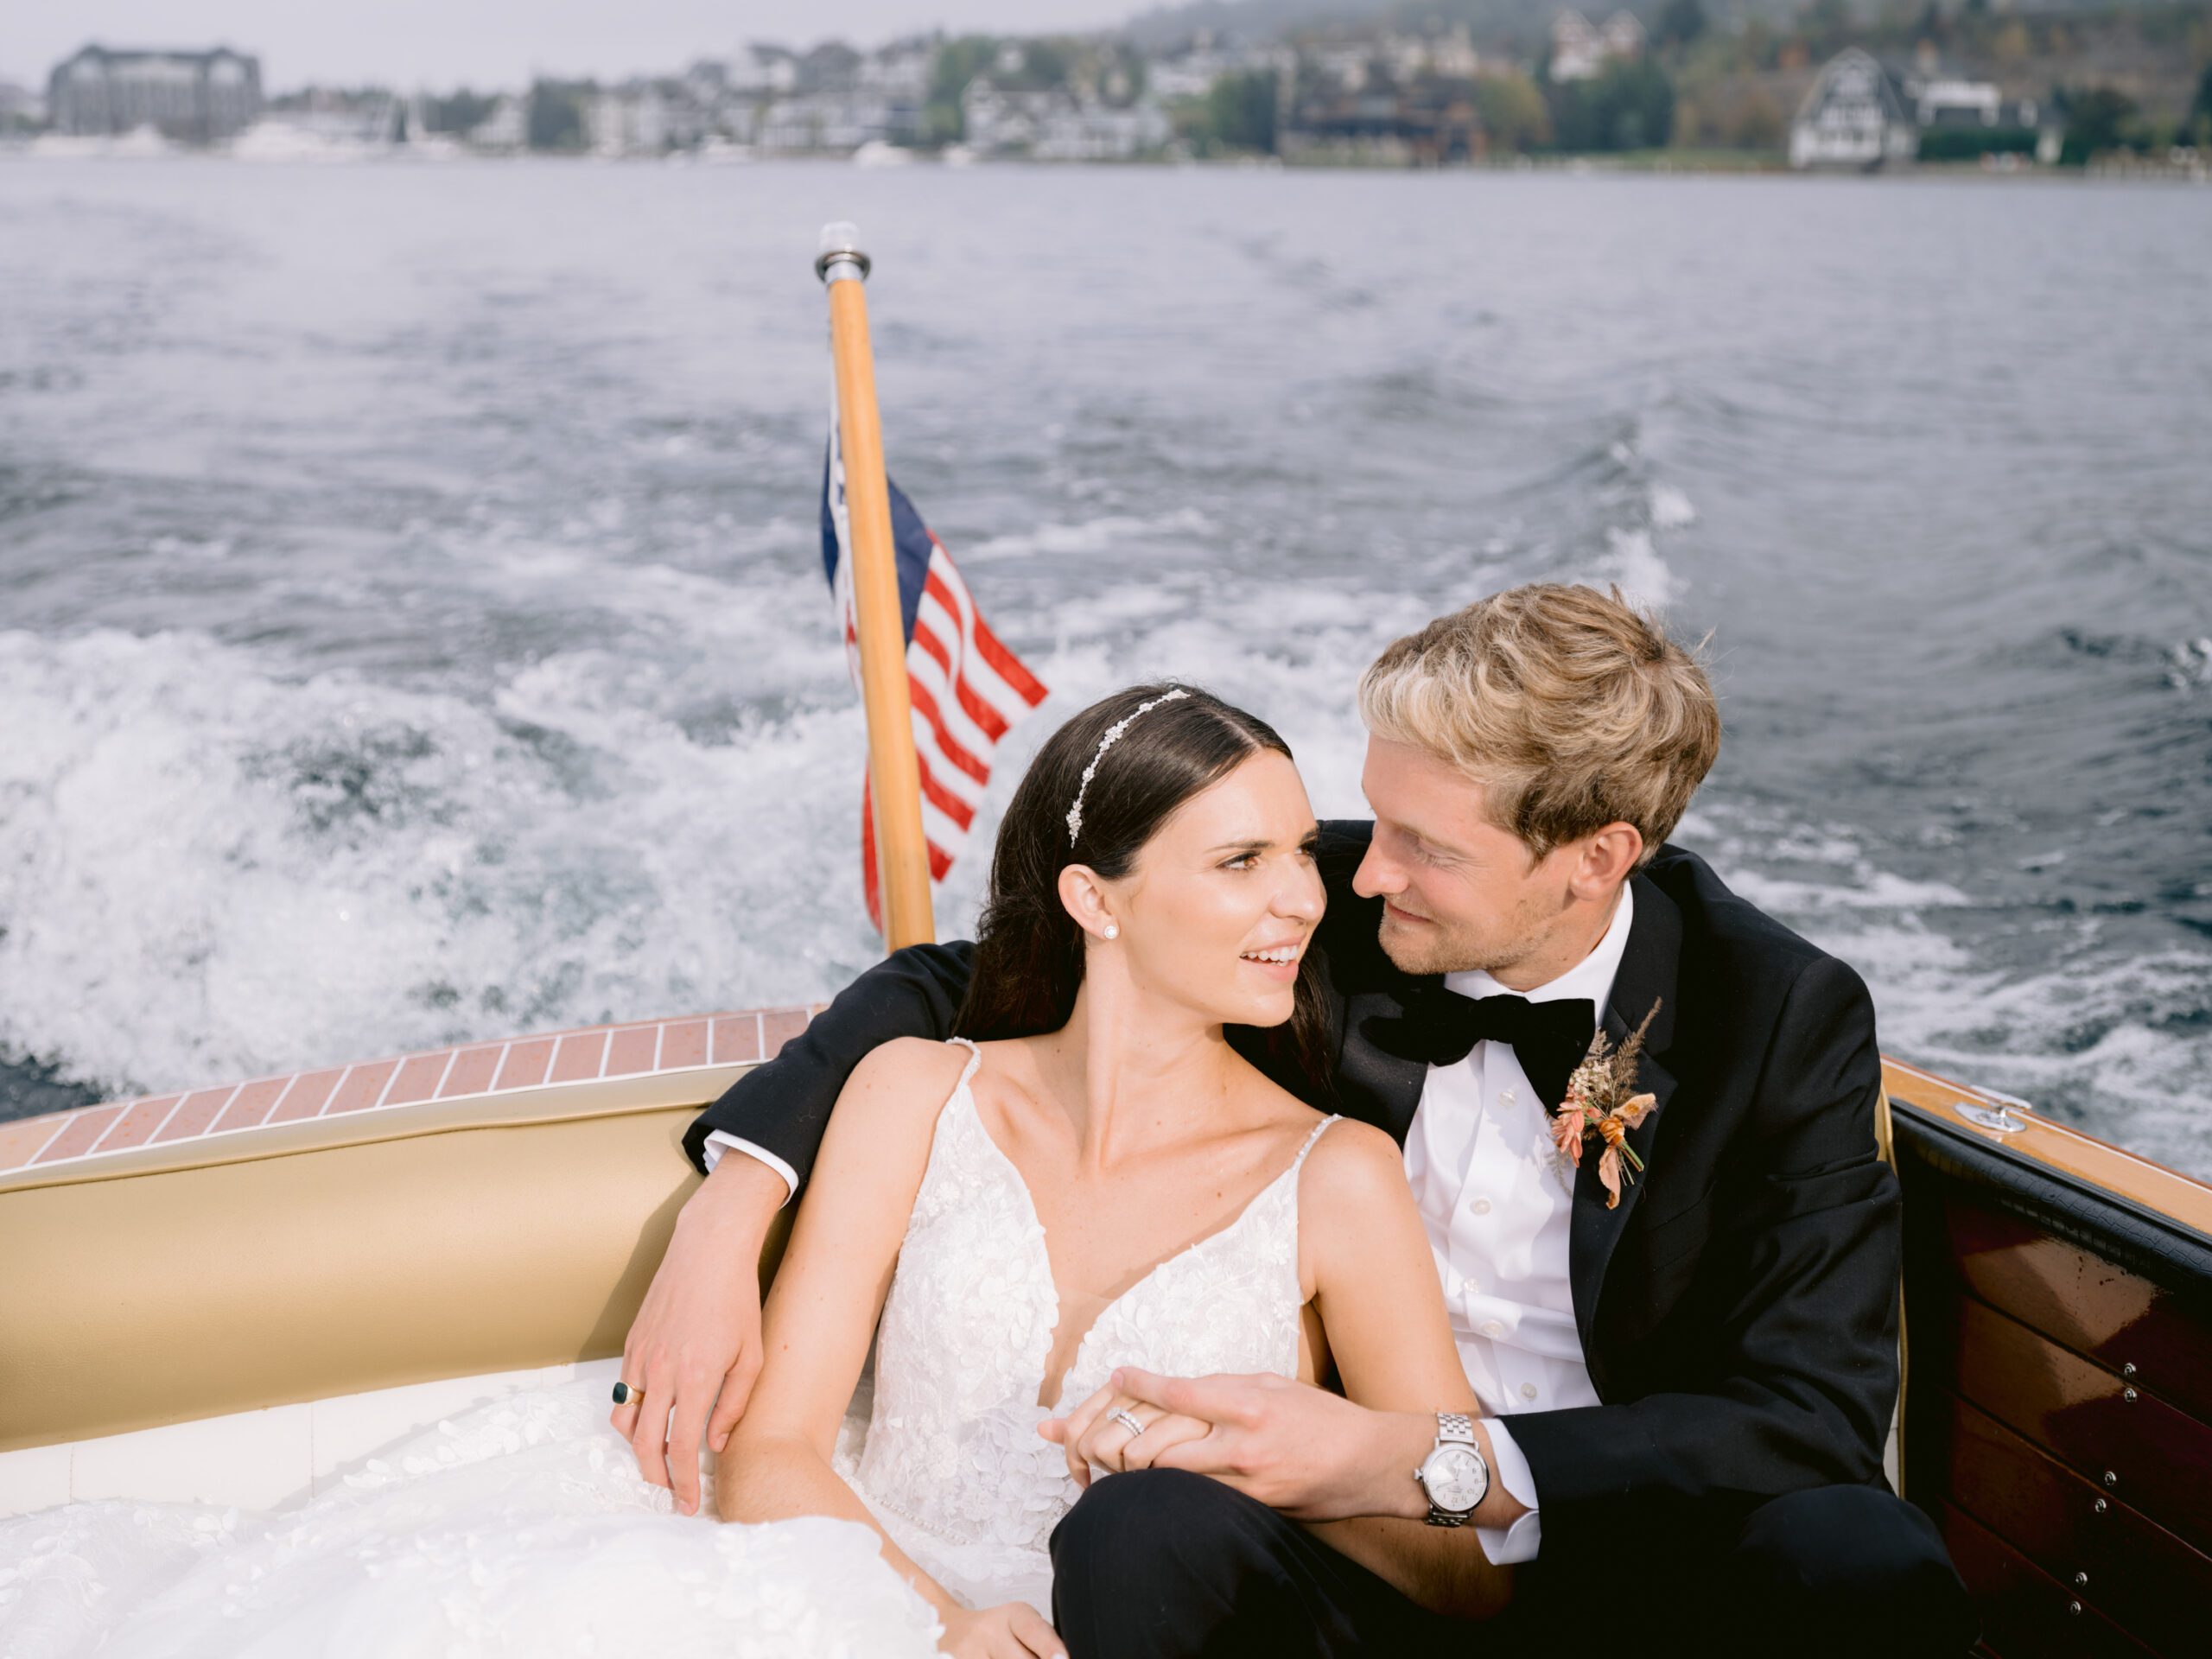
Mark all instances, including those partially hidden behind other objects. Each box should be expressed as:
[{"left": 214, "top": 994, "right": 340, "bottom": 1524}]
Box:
[
  {"left": 1039, "top": 1383, "right": 1211, "bottom": 1486},
  {"left": 939, "top": 1600, "right": 1065, "bottom": 1659}
]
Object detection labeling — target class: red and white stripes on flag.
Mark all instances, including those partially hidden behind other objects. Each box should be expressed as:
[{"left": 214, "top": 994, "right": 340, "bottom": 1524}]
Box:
[{"left": 822, "top": 406, "right": 1048, "bottom": 931}]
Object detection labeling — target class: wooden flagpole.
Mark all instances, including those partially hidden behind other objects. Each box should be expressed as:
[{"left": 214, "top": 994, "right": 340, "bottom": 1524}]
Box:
[{"left": 817, "top": 222, "right": 936, "bottom": 950}]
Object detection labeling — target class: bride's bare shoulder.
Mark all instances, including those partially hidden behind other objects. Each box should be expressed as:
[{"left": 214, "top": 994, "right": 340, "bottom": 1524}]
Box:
[
  {"left": 836, "top": 1037, "right": 979, "bottom": 1132},
  {"left": 1295, "top": 1116, "right": 1411, "bottom": 1211}
]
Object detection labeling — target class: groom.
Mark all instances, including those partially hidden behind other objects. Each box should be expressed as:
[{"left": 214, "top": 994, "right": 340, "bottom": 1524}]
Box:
[{"left": 615, "top": 583, "right": 1975, "bottom": 1656}]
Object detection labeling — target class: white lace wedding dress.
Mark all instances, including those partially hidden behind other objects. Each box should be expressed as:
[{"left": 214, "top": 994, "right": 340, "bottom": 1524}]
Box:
[{"left": 1, "top": 1039, "right": 1337, "bottom": 1659}]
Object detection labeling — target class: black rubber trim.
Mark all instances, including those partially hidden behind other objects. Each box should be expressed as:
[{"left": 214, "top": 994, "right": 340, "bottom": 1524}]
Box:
[{"left": 1891, "top": 1096, "right": 2212, "bottom": 1315}]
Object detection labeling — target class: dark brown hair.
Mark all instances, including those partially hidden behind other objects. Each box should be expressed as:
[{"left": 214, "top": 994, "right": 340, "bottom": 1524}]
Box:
[{"left": 954, "top": 683, "right": 1332, "bottom": 1099}]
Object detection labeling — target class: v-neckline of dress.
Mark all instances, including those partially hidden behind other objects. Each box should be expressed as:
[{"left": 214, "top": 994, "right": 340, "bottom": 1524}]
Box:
[{"left": 943, "top": 1041, "right": 1330, "bottom": 1410}]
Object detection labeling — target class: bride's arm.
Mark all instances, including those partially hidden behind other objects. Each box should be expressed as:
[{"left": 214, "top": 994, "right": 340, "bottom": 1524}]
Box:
[
  {"left": 1296, "top": 1122, "right": 1514, "bottom": 1619},
  {"left": 714, "top": 1037, "right": 971, "bottom": 1620}
]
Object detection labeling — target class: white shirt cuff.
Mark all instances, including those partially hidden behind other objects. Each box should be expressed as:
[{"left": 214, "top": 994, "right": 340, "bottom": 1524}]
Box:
[
  {"left": 701, "top": 1131, "right": 797, "bottom": 1208},
  {"left": 1476, "top": 1417, "right": 1542, "bottom": 1565}
]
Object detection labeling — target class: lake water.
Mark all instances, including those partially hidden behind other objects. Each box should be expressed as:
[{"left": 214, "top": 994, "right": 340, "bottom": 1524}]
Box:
[{"left": 2, "top": 157, "right": 2208, "bottom": 1176}]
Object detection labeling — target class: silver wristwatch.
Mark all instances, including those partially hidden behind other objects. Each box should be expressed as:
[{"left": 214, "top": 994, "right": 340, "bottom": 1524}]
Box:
[{"left": 1414, "top": 1411, "right": 1490, "bottom": 1528}]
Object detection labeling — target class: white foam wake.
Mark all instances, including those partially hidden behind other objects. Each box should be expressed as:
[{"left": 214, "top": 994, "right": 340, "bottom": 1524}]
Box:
[
  {"left": 1687, "top": 802, "right": 2212, "bottom": 1180},
  {"left": 0, "top": 626, "right": 883, "bottom": 1096},
  {"left": 0, "top": 589, "right": 1417, "bottom": 1102}
]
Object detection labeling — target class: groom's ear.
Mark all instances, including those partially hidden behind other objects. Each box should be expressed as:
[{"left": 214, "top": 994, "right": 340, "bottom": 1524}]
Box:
[{"left": 1567, "top": 822, "right": 1644, "bottom": 901}]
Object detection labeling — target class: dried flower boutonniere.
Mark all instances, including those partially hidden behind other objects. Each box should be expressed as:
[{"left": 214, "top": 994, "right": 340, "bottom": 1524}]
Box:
[{"left": 1550, "top": 1001, "right": 1662, "bottom": 1210}]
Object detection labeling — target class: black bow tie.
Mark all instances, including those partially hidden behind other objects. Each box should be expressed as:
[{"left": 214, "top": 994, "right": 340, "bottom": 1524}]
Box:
[{"left": 1366, "top": 987, "right": 1597, "bottom": 1114}]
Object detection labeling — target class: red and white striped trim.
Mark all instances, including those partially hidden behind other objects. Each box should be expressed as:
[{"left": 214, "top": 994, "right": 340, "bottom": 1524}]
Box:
[{"left": 0, "top": 1004, "right": 824, "bottom": 1177}]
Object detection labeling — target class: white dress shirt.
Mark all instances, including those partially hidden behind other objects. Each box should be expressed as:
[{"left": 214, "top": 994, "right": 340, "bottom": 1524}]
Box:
[
  {"left": 1408, "top": 881, "right": 1633, "bottom": 1566},
  {"left": 708, "top": 885, "right": 1636, "bottom": 1566},
  {"left": 701, "top": 1128, "right": 797, "bottom": 1201}
]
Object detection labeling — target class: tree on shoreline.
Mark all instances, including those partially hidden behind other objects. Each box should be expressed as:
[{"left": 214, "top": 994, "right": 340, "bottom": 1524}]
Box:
[
  {"left": 1205, "top": 67, "right": 1280, "bottom": 155},
  {"left": 1547, "top": 57, "right": 1676, "bottom": 153},
  {"left": 1657, "top": 0, "right": 1709, "bottom": 50},
  {"left": 526, "top": 81, "right": 588, "bottom": 152}
]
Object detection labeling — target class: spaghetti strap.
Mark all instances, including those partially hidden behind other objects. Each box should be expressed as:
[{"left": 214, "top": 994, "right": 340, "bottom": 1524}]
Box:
[
  {"left": 1290, "top": 1113, "right": 1341, "bottom": 1172},
  {"left": 943, "top": 1035, "right": 983, "bottom": 1093}
]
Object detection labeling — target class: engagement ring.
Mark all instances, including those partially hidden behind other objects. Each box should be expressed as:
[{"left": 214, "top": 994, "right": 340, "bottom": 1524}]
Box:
[{"left": 1109, "top": 1408, "right": 1146, "bottom": 1437}]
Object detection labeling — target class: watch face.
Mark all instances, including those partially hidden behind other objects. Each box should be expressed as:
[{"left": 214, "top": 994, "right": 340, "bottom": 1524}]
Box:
[{"left": 1422, "top": 1445, "right": 1487, "bottom": 1512}]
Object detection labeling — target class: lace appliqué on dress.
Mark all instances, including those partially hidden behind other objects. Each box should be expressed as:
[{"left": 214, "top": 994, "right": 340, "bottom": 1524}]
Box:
[{"left": 849, "top": 1038, "right": 1335, "bottom": 1600}]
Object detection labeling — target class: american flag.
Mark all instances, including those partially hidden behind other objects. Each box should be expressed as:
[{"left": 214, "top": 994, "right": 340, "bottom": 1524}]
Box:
[{"left": 822, "top": 408, "right": 1048, "bottom": 931}]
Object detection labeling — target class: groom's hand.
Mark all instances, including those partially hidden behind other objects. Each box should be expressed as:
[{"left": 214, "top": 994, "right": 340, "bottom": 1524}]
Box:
[
  {"left": 1039, "top": 1382, "right": 1212, "bottom": 1485},
  {"left": 610, "top": 1153, "right": 785, "bottom": 1515},
  {"left": 1111, "top": 1367, "right": 1529, "bottom": 1530}
]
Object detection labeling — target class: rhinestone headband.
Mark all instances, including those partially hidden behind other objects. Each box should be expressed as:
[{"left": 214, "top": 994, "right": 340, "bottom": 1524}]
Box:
[{"left": 1065, "top": 688, "right": 1190, "bottom": 848}]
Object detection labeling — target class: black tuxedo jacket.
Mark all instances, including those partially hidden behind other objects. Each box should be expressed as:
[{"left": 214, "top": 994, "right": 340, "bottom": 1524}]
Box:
[{"left": 688, "top": 823, "right": 1901, "bottom": 1551}]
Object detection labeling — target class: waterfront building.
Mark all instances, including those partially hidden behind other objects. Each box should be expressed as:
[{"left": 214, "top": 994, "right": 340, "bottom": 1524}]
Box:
[
  {"left": 1789, "top": 48, "right": 1917, "bottom": 171},
  {"left": 1426, "top": 27, "right": 1484, "bottom": 81},
  {"left": 728, "top": 44, "right": 799, "bottom": 96},
  {"left": 1031, "top": 98, "right": 1172, "bottom": 162},
  {"left": 758, "top": 90, "right": 896, "bottom": 155},
  {"left": 251, "top": 92, "right": 402, "bottom": 150},
  {"left": 1147, "top": 44, "right": 1238, "bottom": 103},
  {"left": 1914, "top": 76, "right": 2000, "bottom": 128},
  {"left": 1906, "top": 73, "right": 2044, "bottom": 139},
  {"left": 0, "top": 80, "right": 46, "bottom": 130},
  {"left": 582, "top": 77, "right": 728, "bottom": 157},
  {"left": 962, "top": 82, "right": 1045, "bottom": 155},
  {"left": 1549, "top": 11, "right": 1645, "bottom": 84},
  {"left": 681, "top": 59, "right": 730, "bottom": 118},
  {"left": 469, "top": 95, "right": 527, "bottom": 152},
  {"left": 961, "top": 80, "right": 1169, "bottom": 162},
  {"left": 856, "top": 41, "right": 928, "bottom": 146},
  {"left": 860, "top": 39, "right": 932, "bottom": 104},
  {"left": 1286, "top": 72, "right": 1483, "bottom": 164},
  {"left": 588, "top": 86, "right": 665, "bottom": 156},
  {"left": 46, "top": 44, "right": 263, "bottom": 143}
]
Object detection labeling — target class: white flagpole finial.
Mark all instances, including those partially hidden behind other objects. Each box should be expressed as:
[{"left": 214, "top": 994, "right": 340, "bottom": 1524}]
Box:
[{"left": 817, "top": 222, "right": 871, "bottom": 283}]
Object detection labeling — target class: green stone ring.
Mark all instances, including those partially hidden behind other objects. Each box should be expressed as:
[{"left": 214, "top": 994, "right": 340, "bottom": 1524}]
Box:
[{"left": 611, "top": 1381, "right": 643, "bottom": 1406}]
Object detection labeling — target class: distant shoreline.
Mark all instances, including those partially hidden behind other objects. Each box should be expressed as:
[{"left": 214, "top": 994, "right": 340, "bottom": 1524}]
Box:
[{"left": 4, "top": 142, "right": 2205, "bottom": 185}]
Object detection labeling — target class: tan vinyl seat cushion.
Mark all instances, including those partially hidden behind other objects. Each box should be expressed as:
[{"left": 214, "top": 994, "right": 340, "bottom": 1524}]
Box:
[{"left": 0, "top": 1080, "right": 779, "bottom": 1453}]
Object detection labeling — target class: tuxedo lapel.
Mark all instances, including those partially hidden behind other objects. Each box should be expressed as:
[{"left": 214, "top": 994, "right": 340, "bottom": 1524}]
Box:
[
  {"left": 1342, "top": 984, "right": 1439, "bottom": 1145},
  {"left": 1567, "top": 874, "right": 1682, "bottom": 1370}
]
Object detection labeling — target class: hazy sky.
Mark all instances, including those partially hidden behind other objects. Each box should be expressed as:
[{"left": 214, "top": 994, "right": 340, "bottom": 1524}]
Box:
[{"left": 8, "top": 2, "right": 1140, "bottom": 92}]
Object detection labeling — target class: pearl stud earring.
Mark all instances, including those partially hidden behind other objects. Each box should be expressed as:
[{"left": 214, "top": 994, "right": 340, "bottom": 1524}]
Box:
[{"left": 1103, "top": 923, "right": 1120, "bottom": 940}]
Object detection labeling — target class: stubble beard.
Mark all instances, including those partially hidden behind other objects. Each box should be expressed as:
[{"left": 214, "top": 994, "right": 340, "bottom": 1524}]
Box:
[{"left": 1376, "top": 912, "right": 1535, "bottom": 980}]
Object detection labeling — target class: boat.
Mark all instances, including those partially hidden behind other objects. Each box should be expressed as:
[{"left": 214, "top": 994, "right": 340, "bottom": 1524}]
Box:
[
  {"left": 6, "top": 227, "right": 2201, "bottom": 1652},
  {"left": 2, "top": 1008, "right": 2205, "bottom": 1654},
  {"left": 1881, "top": 1060, "right": 2210, "bottom": 1656}
]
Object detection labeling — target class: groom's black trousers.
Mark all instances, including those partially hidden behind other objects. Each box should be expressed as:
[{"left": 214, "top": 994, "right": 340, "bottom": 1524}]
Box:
[{"left": 1049, "top": 1468, "right": 1978, "bottom": 1659}]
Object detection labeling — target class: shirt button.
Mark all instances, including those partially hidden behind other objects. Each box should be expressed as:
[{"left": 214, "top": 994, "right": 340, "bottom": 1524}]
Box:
[
  {"left": 1479, "top": 1319, "right": 1504, "bottom": 1338},
  {"left": 1500, "top": 1090, "right": 1517, "bottom": 1105},
  {"left": 1520, "top": 1382, "right": 1539, "bottom": 1402},
  {"left": 1471, "top": 1198, "right": 1492, "bottom": 1216}
]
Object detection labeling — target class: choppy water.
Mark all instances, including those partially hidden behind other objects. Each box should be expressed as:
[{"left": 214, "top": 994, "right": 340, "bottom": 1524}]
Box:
[{"left": 1, "top": 158, "right": 2208, "bottom": 1174}]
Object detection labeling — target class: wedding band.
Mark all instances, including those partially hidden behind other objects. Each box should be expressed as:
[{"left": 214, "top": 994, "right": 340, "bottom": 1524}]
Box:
[
  {"left": 611, "top": 1381, "right": 644, "bottom": 1406},
  {"left": 1109, "top": 1408, "right": 1146, "bottom": 1438}
]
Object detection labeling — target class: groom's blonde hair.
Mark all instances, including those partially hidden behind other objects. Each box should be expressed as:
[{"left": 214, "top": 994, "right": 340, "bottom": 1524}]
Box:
[{"left": 1358, "top": 584, "right": 1719, "bottom": 867}]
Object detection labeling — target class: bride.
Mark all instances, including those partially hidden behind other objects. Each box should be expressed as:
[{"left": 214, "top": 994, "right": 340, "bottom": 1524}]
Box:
[{"left": 0, "top": 685, "right": 1500, "bottom": 1659}]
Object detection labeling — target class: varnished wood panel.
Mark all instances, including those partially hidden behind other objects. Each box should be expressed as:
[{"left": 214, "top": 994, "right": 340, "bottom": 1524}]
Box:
[
  {"left": 1935, "top": 1195, "right": 2212, "bottom": 1426},
  {"left": 1927, "top": 1389, "right": 2211, "bottom": 1655},
  {"left": 1939, "top": 1294, "right": 2212, "bottom": 1559},
  {"left": 1882, "top": 1058, "right": 2212, "bottom": 1239},
  {"left": 1937, "top": 1505, "right": 2158, "bottom": 1659}
]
